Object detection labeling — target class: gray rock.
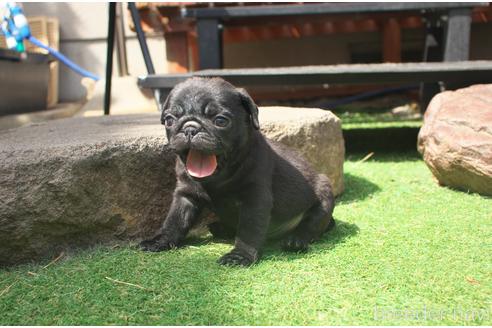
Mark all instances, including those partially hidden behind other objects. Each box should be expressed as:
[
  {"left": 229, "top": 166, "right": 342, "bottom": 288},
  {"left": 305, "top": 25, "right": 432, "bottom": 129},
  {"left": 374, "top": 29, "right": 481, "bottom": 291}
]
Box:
[
  {"left": 0, "top": 114, "right": 174, "bottom": 266},
  {"left": 0, "top": 108, "right": 344, "bottom": 266},
  {"left": 259, "top": 106, "right": 344, "bottom": 196},
  {"left": 418, "top": 84, "right": 492, "bottom": 196}
]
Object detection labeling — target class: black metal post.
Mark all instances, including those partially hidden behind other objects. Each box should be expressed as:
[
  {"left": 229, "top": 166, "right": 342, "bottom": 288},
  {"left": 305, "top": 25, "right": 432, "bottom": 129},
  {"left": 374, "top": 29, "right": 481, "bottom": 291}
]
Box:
[
  {"left": 419, "top": 15, "right": 444, "bottom": 113},
  {"left": 128, "top": 2, "right": 161, "bottom": 108},
  {"left": 196, "top": 18, "right": 222, "bottom": 69},
  {"left": 104, "top": 2, "right": 116, "bottom": 115},
  {"left": 128, "top": 2, "right": 155, "bottom": 74}
]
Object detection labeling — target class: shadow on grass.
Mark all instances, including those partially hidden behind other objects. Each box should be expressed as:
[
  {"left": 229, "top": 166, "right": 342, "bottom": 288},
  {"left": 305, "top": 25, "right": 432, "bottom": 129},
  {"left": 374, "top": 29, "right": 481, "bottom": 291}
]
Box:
[
  {"left": 346, "top": 151, "right": 422, "bottom": 164},
  {"left": 185, "top": 218, "right": 359, "bottom": 266},
  {"left": 343, "top": 126, "right": 420, "bottom": 153},
  {"left": 337, "top": 173, "right": 381, "bottom": 204},
  {"left": 261, "top": 219, "right": 360, "bottom": 263},
  {"left": 186, "top": 219, "right": 359, "bottom": 266},
  {"left": 371, "top": 151, "right": 422, "bottom": 163},
  {"left": 65, "top": 233, "right": 361, "bottom": 325}
]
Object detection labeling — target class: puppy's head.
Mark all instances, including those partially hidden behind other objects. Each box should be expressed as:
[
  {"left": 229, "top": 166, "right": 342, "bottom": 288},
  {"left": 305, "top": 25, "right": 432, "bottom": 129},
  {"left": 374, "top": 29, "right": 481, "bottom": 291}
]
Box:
[{"left": 161, "top": 77, "right": 259, "bottom": 179}]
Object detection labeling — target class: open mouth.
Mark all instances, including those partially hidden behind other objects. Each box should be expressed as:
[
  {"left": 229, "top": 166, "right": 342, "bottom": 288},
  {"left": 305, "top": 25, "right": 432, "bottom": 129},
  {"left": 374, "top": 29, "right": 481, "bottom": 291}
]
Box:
[{"left": 185, "top": 149, "right": 218, "bottom": 178}]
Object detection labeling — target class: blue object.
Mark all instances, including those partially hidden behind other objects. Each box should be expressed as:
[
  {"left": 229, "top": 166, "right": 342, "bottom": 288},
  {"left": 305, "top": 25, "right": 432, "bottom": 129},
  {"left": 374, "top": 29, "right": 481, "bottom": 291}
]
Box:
[
  {"left": 1, "top": 2, "right": 30, "bottom": 52},
  {"left": 28, "top": 35, "right": 100, "bottom": 81},
  {"left": 1, "top": 2, "right": 99, "bottom": 80}
]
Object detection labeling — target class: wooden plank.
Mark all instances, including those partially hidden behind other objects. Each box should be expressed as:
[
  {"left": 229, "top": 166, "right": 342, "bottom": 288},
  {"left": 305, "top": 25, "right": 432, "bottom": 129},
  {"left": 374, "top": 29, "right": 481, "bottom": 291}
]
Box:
[
  {"left": 383, "top": 18, "right": 401, "bottom": 63},
  {"left": 182, "top": 3, "right": 486, "bottom": 19},
  {"left": 138, "top": 61, "right": 492, "bottom": 89},
  {"left": 164, "top": 31, "right": 190, "bottom": 73}
]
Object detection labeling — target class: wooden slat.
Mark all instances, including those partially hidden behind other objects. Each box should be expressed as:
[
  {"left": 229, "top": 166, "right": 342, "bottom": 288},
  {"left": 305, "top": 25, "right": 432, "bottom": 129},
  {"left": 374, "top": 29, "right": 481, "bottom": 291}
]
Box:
[
  {"left": 138, "top": 61, "right": 492, "bottom": 89},
  {"left": 182, "top": 3, "right": 486, "bottom": 19},
  {"left": 383, "top": 18, "right": 401, "bottom": 63},
  {"left": 165, "top": 31, "right": 190, "bottom": 73}
]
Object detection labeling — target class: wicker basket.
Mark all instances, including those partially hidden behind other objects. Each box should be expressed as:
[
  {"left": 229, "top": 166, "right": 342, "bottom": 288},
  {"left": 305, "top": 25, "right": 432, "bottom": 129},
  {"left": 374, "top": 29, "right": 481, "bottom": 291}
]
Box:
[{"left": 0, "top": 16, "right": 59, "bottom": 108}]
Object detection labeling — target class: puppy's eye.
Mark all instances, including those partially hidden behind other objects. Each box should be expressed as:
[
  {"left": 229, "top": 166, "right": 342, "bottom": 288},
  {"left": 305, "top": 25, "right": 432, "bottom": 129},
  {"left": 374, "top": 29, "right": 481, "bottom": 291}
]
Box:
[
  {"left": 214, "top": 116, "right": 229, "bottom": 127},
  {"left": 163, "top": 115, "right": 175, "bottom": 127}
]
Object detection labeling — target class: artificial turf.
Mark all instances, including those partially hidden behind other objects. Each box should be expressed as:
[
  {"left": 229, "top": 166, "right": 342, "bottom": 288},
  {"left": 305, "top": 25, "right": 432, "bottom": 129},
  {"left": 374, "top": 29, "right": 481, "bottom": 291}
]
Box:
[{"left": 0, "top": 152, "right": 490, "bottom": 325}]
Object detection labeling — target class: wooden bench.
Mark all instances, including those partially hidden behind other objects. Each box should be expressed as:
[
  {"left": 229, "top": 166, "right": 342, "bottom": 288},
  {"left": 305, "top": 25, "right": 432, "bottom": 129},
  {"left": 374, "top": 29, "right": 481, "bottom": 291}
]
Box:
[
  {"left": 138, "top": 60, "right": 492, "bottom": 112},
  {"left": 105, "top": 3, "right": 492, "bottom": 114}
]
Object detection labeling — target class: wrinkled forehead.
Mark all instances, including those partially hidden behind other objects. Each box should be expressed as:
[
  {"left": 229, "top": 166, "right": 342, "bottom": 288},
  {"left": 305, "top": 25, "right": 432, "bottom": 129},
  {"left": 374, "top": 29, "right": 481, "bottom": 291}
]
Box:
[{"left": 171, "top": 82, "right": 239, "bottom": 108}]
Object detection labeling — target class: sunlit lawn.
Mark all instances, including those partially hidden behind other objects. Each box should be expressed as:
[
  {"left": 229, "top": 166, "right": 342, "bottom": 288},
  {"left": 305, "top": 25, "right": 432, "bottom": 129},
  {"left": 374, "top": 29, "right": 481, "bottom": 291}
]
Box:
[{"left": 1, "top": 151, "right": 490, "bottom": 325}]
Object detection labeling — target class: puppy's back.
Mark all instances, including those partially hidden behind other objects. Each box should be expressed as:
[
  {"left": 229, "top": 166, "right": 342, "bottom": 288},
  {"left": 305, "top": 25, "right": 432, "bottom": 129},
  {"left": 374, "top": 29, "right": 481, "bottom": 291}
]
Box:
[{"left": 266, "top": 138, "right": 329, "bottom": 218}]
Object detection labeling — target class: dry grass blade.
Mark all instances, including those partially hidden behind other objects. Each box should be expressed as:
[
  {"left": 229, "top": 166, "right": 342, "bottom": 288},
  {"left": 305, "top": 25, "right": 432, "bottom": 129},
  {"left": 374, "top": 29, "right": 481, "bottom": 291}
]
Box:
[
  {"left": 352, "top": 152, "right": 375, "bottom": 168},
  {"left": 358, "top": 152, "right": 375, "bottom": 163},
  {"left": 0, "top": 282, "right": 15, "bottom": 297},
  {"left": 43, "top": 251, "right": 65, "bottom": 269},
  {"left": 105, "top": 276, "right": 151, "bottom": 291},
  {"left": 466, "top": 276, "right": 480, "bottom": 285}
]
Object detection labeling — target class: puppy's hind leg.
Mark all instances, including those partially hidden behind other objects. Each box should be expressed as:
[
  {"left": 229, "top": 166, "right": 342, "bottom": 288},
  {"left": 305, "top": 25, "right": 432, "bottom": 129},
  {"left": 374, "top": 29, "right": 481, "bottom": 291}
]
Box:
[{"left": 282, "top": 175, "right": 335, "bottom": 252}]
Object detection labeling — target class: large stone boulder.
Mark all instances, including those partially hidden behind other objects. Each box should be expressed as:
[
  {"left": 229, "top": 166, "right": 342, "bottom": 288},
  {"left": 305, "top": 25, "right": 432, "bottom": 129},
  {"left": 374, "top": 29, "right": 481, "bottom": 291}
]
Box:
[
  {"left": 260, "top": 106, "right": 344, "bottom": 195},
  {"left": 418, "top": 84, "right": 492, "bottom": 196},
  {"left": 0, "top": 107, "right": 344, "bottom": 266}
]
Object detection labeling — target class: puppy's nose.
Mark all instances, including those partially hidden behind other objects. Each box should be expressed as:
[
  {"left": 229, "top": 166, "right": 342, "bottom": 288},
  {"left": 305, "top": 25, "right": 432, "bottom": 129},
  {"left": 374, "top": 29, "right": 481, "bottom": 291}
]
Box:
[{"left": 182, "top": 121, "right": 201, "bottom": 138}]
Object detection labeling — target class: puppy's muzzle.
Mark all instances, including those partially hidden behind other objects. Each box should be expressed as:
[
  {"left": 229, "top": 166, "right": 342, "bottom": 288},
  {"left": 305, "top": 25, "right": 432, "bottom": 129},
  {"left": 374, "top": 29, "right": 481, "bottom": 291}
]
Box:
[{"left": 182, "top": 121, "right": 201, "bottom": 139}]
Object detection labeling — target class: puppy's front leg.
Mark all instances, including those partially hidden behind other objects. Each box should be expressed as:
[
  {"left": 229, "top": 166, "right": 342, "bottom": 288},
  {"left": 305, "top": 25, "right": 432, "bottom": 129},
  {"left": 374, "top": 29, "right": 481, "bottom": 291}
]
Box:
[
  {"left": 140, "top": 192, "right": 202, "bottom": 252},
  {"left": 218, "top": 187, "right": 272, "bottom": 266}
]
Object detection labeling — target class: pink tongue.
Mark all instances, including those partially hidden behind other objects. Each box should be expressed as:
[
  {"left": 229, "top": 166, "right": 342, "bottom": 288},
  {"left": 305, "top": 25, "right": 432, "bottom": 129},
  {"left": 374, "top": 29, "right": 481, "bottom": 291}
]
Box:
[{"left": 186, "top": 149, "right": 217, "bottom": 178}]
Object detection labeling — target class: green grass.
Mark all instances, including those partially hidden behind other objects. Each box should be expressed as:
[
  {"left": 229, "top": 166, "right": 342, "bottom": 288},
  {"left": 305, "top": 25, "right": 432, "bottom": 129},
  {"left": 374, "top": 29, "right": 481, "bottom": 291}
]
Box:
[
  {"left": 330, "top": 96, "right": 422, "bottom": 130},
  {"left": 342, "top": 118, "right": 422, "bottom": 130},
  {"left": 1, "top": 152, "right": 491, "bottom": 325},
  {"left": 337, "top": 110, "right": 422, "bottom": 130}
]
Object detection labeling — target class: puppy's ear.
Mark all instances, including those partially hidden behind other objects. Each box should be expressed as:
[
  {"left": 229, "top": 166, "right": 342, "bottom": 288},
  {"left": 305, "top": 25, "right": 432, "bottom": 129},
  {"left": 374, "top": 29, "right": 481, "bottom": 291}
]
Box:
[
  {"left": 160, "top": 90, "right": 172, "bottom": 112},
  {"left": 237, "top": 88, "right": 260, "bottom": 130},
  {"left": 159, "top": 90, "right": 172, "bottom": 124}
]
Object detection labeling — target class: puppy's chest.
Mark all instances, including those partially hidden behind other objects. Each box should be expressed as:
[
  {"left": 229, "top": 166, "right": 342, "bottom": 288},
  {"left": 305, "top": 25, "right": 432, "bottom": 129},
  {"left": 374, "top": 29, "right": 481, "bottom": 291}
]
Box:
[{"left": 209, "top": 194, "right": 241, "bottom": 225}]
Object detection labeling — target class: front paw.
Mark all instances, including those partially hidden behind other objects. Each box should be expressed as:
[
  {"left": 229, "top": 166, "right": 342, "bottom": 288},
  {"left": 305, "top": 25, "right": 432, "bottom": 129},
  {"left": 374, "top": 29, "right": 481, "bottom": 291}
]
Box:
[
  {"left": 139, "top": 234, "right": 177, "bottom": 252},
  {"left": 218, "top": 249, "right": 255, "bottom": 267}
]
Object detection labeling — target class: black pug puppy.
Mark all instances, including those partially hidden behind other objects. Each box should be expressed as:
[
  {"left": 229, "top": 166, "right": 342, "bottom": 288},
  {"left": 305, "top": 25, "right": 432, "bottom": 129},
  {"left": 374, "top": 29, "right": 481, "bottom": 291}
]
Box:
[{"left": 140, "top": 77, "right": 335, "bottom": 266}]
